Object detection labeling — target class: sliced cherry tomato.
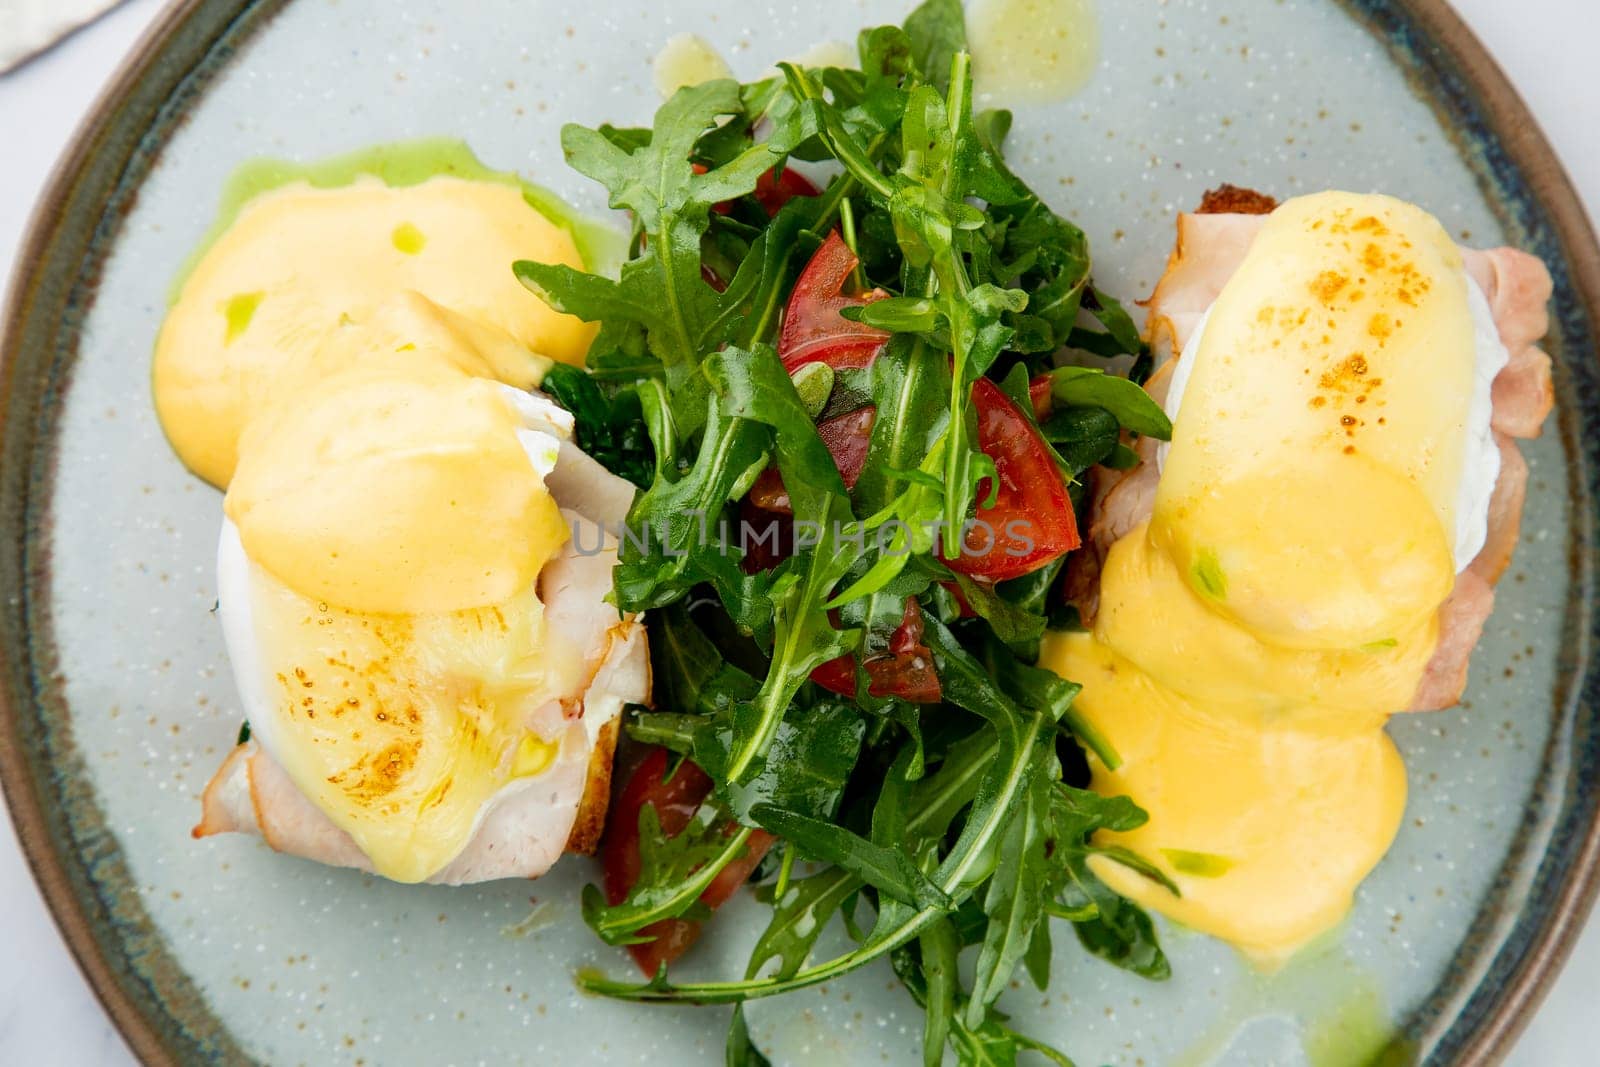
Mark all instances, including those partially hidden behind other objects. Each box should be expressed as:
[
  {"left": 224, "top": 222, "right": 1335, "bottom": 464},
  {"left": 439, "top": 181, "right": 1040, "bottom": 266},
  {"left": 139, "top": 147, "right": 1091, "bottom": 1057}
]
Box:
[
  {"left": 779, "top": 231, "right": 891, "bottom": 371},
  {"left": 752, "top": 166, "right": 819, "bottom": 215},
  {"left": 942, "top": 379, "right": 1080, "bottom": 582},
  {"left": 811, "top": 597, "right": 943, "bottom": 704},
  {"left": 746, "top": 467, "right": 791, "bottom": 515},
  {"left": 821, "top": 406, "right": 876, "bottom": 489},
  {"left": 704, "top": 164, "right": 818, "bottom": 217},
  {"left": 738, "top": 496, "right": 792, "bottom": 573},
  {"left": 601, "top": 748, "right": 775, "bottom": 976},
  {"left": 1028, "top": 373, "right": 1054, "bottom": 421},
  {"left": 748, "top": 406, "right": 876, "bottom": 515}
]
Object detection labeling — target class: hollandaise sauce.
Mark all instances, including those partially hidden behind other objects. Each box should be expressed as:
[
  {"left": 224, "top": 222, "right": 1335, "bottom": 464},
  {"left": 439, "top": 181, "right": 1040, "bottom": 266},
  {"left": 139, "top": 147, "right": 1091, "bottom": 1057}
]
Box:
[
  {"left": 153, "top": 141, "right": 610, "bottom": 489},
  {"left": 1042, "top": 192, "right": 1480, "bottom": 965},
  {"left": 157, "top": 144, "right": 607, "bottom": 881}
]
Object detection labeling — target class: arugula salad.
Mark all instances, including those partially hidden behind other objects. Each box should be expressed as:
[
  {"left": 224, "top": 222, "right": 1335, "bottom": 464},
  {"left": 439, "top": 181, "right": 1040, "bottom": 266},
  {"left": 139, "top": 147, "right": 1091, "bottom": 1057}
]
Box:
[{"left": 519, "top": 1, "right": 1177, "bottom": 1061}]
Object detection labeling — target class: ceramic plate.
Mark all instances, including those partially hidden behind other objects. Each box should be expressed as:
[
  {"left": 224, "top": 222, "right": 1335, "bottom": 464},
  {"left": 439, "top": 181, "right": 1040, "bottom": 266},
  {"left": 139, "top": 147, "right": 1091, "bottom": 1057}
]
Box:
[{"left": 4, "top": 1, "right": 1599, "bottom": 1063}]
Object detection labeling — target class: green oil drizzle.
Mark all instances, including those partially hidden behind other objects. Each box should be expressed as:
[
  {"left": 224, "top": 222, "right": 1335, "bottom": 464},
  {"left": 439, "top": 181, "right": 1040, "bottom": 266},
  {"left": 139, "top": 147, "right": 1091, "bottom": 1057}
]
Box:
[
  {"left": 1162, "top": 848, "right": 1235, "bottom": 878},
  {"left": 968, "top": 0, "right": 1100, "bottom": 103},
  {"left": 222, "top": 291, "right": 264, "bottom": 343},
  {"left": 168, "top": 137, "right": 625, "bottom": 304},
  {"left": 499, "top": 901, "right": 558, "bottom": 939},
  {"left": 1175, "top": 945, "right": 1415, "bottom": 1067},
  {"left": 1191, "top": 550, "right": 1228, "bottom": 600},
  {"left": 1303, "top": 979, "right": 1417, "bottom": 1067}
]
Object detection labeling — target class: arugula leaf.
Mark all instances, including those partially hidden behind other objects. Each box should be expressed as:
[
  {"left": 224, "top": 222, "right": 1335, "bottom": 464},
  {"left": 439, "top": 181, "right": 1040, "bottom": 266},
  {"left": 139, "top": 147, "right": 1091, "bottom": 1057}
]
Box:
[
  {"left": 892, "top": 914, "right": 1078, "bottom": 1067},
  {"left": 715, "top": 198, "right": 820, "bottom": 350},
  {"left": 949, "top": 571, "right": 1047, "bottom": 648},
  {"left": 582, "top": 803, "right": 759, "bottom": 945},
  {"left": 540, "top": 364, "right": 653, "bottom": 486},
  {"left": 1023, "top": 918, "right": 1053, "bottom": 992},
  {"left": 707, "top": 345, "right": 847, "bottom": 512},
  {"left": 517, "top": 80, "right": 804, "bottom": 389},
  {"left": 711, "top": 701, "right": 865, "bottom": 823},
  {"left": 611, "top": 392, "right": 769, "bottom": 613},
  {"left": 624, "top": 709, "right": 701, "bottom": 753},
  {"left": 723, "top": 494, "right": 862, "bottom": 782},
  {"left": 1040, "top": 406, "right": 1121, "bottom": 474},
  {"left": 966, "top": 752, "right": 1051, "bottom": 1024},
  {"left": 916, "top": 918, "right": 960, "bottom": 1067},
  {"left": 1083, "top": 285, "right": 1143, "bottom": 353},
  {"left": 726, "top": 1005, "right": 771, "bottom": 1067},
  {"left": 746, "top": 867, "right": 859, "bottom": 980},
  {"left": 649, "top": 602, "right": 760, "bottom": 717},
  {"left": 1047, "top": 367, "right": 1173, "bottom": 440},
  {"left": 752, "top": 804, "right": 951, "bottom": 909},
  {"left": 903, "top": 0, "right": 967, "bottom": 91},
  {"left": 1044, "top": 785, "right": 1171, "bottom": 981}
]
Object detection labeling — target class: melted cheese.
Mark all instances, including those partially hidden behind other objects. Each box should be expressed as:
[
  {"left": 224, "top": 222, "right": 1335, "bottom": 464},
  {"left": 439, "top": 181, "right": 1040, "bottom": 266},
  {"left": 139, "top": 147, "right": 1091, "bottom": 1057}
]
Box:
[{"left": 1042, "top": 192, "right": 1485, "bottom": 963}]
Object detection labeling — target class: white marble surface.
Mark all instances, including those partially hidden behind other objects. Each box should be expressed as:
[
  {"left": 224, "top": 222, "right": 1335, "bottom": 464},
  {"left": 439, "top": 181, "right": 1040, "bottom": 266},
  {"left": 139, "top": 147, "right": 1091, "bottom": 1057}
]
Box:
[{"left": 1, "top": 0, "right": 1597, "bottom": 1063}]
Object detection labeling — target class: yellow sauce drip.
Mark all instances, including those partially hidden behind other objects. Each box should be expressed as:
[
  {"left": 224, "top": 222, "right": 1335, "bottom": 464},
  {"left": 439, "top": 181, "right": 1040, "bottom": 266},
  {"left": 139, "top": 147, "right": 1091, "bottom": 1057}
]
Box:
[
  {"left": 653, "top": 33, "right": 733, "bottom": 99},
  {"left": 969, "top": 0, "right": 1100, "bottom": 102}
]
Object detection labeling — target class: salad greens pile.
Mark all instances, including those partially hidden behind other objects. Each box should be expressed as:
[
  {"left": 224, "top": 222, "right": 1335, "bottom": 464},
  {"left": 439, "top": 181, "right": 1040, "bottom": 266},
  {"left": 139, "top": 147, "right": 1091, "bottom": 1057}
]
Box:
[{"left": 520, "top": 1, "right": 1176, "bottom": 1062}]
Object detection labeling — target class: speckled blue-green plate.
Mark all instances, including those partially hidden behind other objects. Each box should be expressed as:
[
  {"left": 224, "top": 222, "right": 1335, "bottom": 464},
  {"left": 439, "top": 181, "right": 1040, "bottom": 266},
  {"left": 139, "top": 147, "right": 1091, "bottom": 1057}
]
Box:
[{"left": 3, "top": 1, "right": 1598, "bottom": 1064}]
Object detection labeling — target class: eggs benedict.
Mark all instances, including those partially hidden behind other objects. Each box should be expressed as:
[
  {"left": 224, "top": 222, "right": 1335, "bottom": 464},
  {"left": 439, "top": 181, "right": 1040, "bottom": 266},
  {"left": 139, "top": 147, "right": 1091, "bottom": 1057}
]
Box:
[
  {"left": 156, "top": 150, "right": 646, "bottom": 884},
  {"left": 1043, "top": 189, "right": 1553, "bottom": 962}
]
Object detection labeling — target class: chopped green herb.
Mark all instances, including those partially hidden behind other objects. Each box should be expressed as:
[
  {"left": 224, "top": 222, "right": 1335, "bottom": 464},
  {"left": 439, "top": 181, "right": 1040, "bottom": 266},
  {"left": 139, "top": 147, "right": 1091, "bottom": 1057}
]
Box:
[
  {"left": 1162, "top": 848, "right": 1236, "bottom": 878},
  {"left": 1191, "top": 550, "right": 1228, "bottom": 600},
  {"left": 222, "top": 291, "right": 264, "bottom": 343},
  {"left": 390, "top": 221, "right": 426, "bottom": 254}
]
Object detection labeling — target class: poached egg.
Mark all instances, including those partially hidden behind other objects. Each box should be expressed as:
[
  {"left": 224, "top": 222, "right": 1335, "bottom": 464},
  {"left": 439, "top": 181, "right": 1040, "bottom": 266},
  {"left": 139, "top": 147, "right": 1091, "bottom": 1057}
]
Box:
[{"left": 1041, "top": 191, "right": 1512, "bottom": 963}]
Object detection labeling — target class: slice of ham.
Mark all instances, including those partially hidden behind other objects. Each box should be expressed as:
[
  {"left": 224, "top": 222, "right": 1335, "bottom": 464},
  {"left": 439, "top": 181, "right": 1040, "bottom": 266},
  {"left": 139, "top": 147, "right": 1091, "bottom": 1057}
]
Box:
[
  {"left": 1074, "top": 195, "right": 1553, "bottom": 711},
  {"left": 194, "top": 453, "right": 649, "bottom": 883}
]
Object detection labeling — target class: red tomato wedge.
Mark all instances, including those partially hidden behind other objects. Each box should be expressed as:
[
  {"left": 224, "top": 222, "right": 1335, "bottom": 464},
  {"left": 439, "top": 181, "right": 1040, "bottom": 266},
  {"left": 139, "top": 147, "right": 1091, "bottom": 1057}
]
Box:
[
  {"left": 747, "top": 406, "right": 876, "bottom": 514},
  {"left": 943, "top": 379, "right": 1080, "bottom": 581},
  {"left": 779, "top": 231, "right": 891, "bottom": 371},
  {"left": 820, "top": 405, "right": 876, "bottom": 489},
  {"left": 704, "top": 164, "right": 818, "bottom": 217},
  {"left": 752, "top": 166, "right": 819, "bottom": 215},
  {"left": 1028, "top": 373, "right": 1054, "bottom": 421},
  {"left": 811, "top": 597, "right": 943, "bottom": 704},
  {"left": 601, "top": 748, "right": 775, "bottom": 976}
]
